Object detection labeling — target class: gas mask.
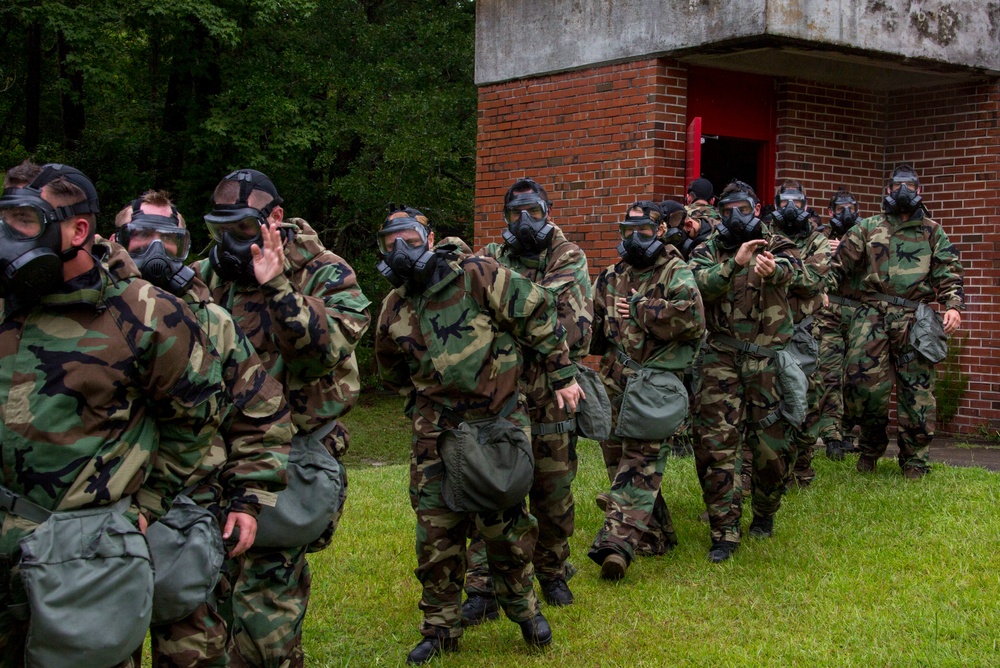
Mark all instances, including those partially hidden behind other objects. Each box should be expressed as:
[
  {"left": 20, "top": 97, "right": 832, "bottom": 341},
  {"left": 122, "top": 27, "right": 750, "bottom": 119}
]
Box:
[
  {"left": 883, "top": 175, "right": 922, "bottom": 215},
  {"left": 659, "top": 205, "right": 695, "bottom": 259},
  {"left": 770, "top": 190, "right": 811, "bottom": 236},
  {"left": 502, "top": 194, "right": 553, "bottom": 255},
  {"left": 829, "top": 197, "right": 859, "bottom": 237},
  {"left": 716, "top": 192, "right": 763, "bottom": 249},
  {"left": 205, "top": 169, "right": 283, "bottom": 284},
  {"left": 116, "top": 203, "right": 194, "bottom": 295},
  {"left": 376, "top": 212, "right": 437, "bottom": 290},
  {"left": 617, "top": 203, "right": 664, "bottom": 268}
]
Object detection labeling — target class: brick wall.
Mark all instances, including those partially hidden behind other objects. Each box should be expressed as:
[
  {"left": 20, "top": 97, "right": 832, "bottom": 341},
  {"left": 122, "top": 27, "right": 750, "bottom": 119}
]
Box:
[{"left": 476, "top": 58, "right": 688, "bottom": 272}]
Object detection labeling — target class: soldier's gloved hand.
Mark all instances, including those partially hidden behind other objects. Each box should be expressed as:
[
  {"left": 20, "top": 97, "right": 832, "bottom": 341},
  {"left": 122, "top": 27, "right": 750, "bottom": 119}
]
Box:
[
  {"left": 555, "top": 380, "right": 585, "bottom": 413},
  {"left": 943, "top": 308, "right": 961, "bottom": 335},
  {"left": 224, "top": 511, "right": 258, "bottom": 557}
]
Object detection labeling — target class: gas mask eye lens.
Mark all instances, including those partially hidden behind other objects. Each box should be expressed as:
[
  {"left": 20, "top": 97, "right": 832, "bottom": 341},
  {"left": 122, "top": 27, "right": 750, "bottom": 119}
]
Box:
[
  {"left": 0, "top": 206, "right": 45, "bottom": 240},
  {"left": 504, "top": 202, "right": 546, "bottom": 224},
  {"left": 619, "top": 222, "right": 656, "bottom": 239},
  {"left": 205, "top": 216, "right": 264, "bottom": 242},
  {"left": 668, "top": 211, "right": 686, "bottom": 227},
  {"left": 722, "top": 203, "right": 752, "bottom": 217}
]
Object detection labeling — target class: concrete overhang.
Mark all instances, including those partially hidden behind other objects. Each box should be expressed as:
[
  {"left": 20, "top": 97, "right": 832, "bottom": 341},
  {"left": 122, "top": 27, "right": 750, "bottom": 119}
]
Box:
[{"left": 476, "top": 0, "right": 1000, "bottom": 89}]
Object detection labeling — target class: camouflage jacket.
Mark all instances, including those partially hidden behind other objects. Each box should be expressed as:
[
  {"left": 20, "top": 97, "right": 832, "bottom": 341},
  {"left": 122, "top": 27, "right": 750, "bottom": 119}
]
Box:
[
  {"left": 196, "top": 218, "right": 371, "bottom": 457},
  {"left": 481, "top": 226, "right": 594, "bottom": 400},
  {"left": 832, "top": 210, "right": 965, "bottom": 313},
  {"left": 0, "top": 240, "right": 224, "bottom": 526},
  {"left": 590, "top": 246, "right": 706, "bottom": 392},
  {"left": 690, "top": 225, "right": 803, "bottom": 351},
  {"left": 375, "top": 240, "right": 576, "bottom": 432},
  {"left": 181, "top": 276, "right": 292, "bottom": 516},
  {"left": 686, "top": 202, "right": 722, "bottom": 227},
  {"left": 774, "top": 224, "right": 830, "bottom": 323}
]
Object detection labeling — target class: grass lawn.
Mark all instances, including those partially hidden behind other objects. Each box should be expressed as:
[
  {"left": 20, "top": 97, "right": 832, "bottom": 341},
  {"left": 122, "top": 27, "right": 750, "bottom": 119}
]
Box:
[{"left": 314, "top": 393, "right": 1000, "bottom": 666}]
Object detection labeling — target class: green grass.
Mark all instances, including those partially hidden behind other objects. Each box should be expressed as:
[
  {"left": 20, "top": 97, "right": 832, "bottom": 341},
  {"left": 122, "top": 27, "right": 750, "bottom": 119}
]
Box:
[{"left": 315, "top": 393, "right": 1000, "bottom": 667}]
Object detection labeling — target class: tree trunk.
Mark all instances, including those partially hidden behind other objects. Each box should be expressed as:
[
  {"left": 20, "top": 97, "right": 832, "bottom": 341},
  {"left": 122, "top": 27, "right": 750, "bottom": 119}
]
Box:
[{"left": 25, "top": 22, "right": 41, "bottom": 152}]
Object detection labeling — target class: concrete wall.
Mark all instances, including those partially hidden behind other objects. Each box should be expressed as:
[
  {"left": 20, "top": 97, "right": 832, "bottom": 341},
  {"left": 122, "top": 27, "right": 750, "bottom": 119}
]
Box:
[{"left": 476, "top": 0, "right": 1000, "bottom": 85}]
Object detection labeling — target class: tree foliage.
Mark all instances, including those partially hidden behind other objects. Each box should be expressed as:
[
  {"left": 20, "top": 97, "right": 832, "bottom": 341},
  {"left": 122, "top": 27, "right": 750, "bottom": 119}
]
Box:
[{"left": 0, "top": 0, "right": 476, "bottom": 255}]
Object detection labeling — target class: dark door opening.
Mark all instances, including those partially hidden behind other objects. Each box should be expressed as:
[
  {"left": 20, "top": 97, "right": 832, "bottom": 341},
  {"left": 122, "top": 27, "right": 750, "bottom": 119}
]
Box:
[{"left": 699, "top": 136, "right": 765, "bottom": 200}]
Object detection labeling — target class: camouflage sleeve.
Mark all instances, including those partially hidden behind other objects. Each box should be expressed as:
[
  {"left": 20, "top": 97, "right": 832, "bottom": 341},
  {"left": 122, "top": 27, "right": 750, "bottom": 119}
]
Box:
[
  {"left": 790, "top": 234, "right": 831, "bottom": 298},
  {"left": 831, "top": 224, "right": 866, "bottom": 291},
  {"left": 216, "top": 312, "right": 293, "bottom": 516},
  {"left": 136, "top": 293, "right": 225, "bottom": 520},
  {"left": 690, "top": 243, "right": 738, "bottom": 302},
  {"left": 929, "top": 225, "right": 966, "bottom": 311},
  {"left": 589, "top": 270, "right": 609, "bottom": 356},
  {"left": 464, "top": 256, "right": 577, "bottom": 389},
  {"left": 765, "top": 236, "right": 802, "bottom": 288},
  {"left": 259, "top": 254, "right": 372, "bottom": 381},
  {"left": 539, "top": 246, "right": 594, "bottom": 354},
  {"left": 374, "top": 294, "right": 416, "bottom": 400},
  {"left": 629, "top": 259, "right": 706, "bottom": 343}
]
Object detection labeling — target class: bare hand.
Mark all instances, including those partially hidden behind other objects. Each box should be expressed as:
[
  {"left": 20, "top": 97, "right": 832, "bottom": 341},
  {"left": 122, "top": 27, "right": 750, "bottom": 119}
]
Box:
[
  {"left": 224, "top": 512, "right": 258, "bottom": 557},
  {"left": 616, "top": 290, "right": 635, "bottom": 318},
  {"left": 735, "top": 239, "right": 768, "bottom": 267},
  {"left": 251, "top": 220, "right": 286, "bottom": 285},
  {"left": 555, "top": 381, "right": 586, "bottom": 413},
  {"left": 943, "top": 308, "right": 961, "bottom": 335},
  {"left": 137, "top": 512, "right": 148, "bottom": 535},
  {"left": 754, "top": 250, "right": 776, "bottom": 278},
  {"left": 828, "top": 238, "right": 840, "bottom": 254},
  {"left": 823, "top": 293, "right": 830, "bottom": 308}
]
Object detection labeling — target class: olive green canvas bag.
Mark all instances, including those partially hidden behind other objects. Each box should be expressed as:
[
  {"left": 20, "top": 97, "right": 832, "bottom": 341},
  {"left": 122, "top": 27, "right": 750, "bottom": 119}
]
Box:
[
  {"left": 255, "top": 420, "right": 345, "bottom": 548},
  {"left": 788, "top": 315, "right": 819, "bottom": 376},
  {"left": 437, "top": 394, "right": 535, "bottom": 514},
  {"left": 909, "top": 303, "right": 947, "bottom": 364},
  {"left": 614, "top": 352, "right": 689, "bottom": 441},
  {"left": 145, "top": 493, "right": 224, "bottom": 625},
  {"left": 775, "top": 349, "right": 809, "bottom": 427},
  {"left": 573, "top": 363, "right": 612, "bottom": 441},
  {"left": 11, "top": 494, "right": 153, "bottom": 668}
]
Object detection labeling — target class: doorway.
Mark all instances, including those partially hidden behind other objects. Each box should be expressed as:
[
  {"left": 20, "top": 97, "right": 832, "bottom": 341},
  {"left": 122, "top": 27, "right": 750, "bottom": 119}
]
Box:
[{"left": 699, "top": 136, "right": 765, "bottom": 198}]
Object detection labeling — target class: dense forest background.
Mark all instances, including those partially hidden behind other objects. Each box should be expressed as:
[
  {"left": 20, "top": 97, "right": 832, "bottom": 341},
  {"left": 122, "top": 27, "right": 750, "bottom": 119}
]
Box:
[{"left": 0, "top": 0, "right": 477, "bottom": 385}]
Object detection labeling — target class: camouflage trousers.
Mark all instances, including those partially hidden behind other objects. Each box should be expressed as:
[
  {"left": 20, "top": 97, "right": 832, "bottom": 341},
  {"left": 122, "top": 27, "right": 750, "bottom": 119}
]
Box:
[
  {"left": 816, "top": 301, "right": 860, "bottom": 443},
  {"left": 844, "top": 304, "right": 936, "bottom": 470},
  {"left": 410, "top": 414, "right": 539, "bottom": 638},
  {"left": 465, "top": 398, "right": 578, "bottom": 595},
  {"left": 693, "top": 346, "right": 793, "bottom": 545},
  {"left": 587, "top": 387, "right": 677, "bottom": 566}
]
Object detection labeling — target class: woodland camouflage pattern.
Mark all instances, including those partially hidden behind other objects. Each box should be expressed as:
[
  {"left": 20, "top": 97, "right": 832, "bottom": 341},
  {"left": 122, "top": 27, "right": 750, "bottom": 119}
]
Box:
[
  {"left": 588, "top": 246, "right": 705, "bottom": 565},
  {"left": 690, "top": 226, "right": 803, "bottom": 546},
  {"left": 197, "top": 217, "right": 371, "bottom": 668},
  {"left": 0, "top": 240, "right": 225, "bottom": 665},
  {"left": 376, "top": 239, "right": 576, "bottom": 637},
  {"left": 465, "top": 227, "right": 594, "bottom": 592},
  {"left": 832, "top": 210, "right": 965, "bottom": 470}
]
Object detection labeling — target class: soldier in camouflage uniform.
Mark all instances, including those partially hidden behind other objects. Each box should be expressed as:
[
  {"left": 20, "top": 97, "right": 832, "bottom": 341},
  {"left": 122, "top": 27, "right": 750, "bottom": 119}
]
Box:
[
  {"left": 690, "top": 181, "right": 803, "bottom": 563},
  {"left": 588, "top": 201, "right": 705, "bottom": 580},
  {"left": 831, "top": 165, "right": 964, "bottom": 478},
  {"left": 0, "top": 164, "right": 225, "bottom": 666},
  {"left": 114, "top": 192, "right": 293, "bottom": 668},
  {"left": 195, "top": 170, "right": 371, "bottom": 668},
  {"left": 767, "top": 180, "right": 831, "bottom": 487},
  {"left": 685, "top": 178, "right": 722, "bottom": 230},
  {"left": 461, "top": 178, "right": 593, "bottom": 619},
  {"left": 374, "top": 207, "right": 584, "bottom": 665},
  {"left": 816, "top": 189, "right": 865, "bottom": 460}
]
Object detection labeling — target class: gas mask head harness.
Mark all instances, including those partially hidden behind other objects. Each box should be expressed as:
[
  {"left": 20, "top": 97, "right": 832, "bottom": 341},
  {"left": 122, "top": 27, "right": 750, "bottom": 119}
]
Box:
[
  {"left": 828, "top": 192, "right": 859, "bottom": 237},
  {"left": 0, "top": 163, "right": 100, "bottom": 303},
  {"left": 116, "top": 199, "right": 194, "bottom": 295},
  {"left": 376, "top": 205, "right": 437, "bottom": 290},
  {"left": 617, "top": 201, "right": 665, "bottom": 268},
  {"left": 501, "top": 178, "right": 554, "bottom": 255},
  {"left": 716, "top": 182, "right": 763, "bottom": 249},
  {"left": 658, "top": 200, "right": 697, "bottom": 259},
  {"left": 770, "top": 187, "right": 812, "bottom": 236},
  {"left": 883, "top": 168, "right": 922, "bottom": 215},
  {"left": 205, "top": 169, "right": 283, "bottom": 284}
]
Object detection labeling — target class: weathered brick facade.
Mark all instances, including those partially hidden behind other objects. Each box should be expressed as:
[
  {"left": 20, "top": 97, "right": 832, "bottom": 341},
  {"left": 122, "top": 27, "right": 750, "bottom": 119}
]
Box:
[{"left": 475, "top": 57, "right": 1000, "bottom": 435}]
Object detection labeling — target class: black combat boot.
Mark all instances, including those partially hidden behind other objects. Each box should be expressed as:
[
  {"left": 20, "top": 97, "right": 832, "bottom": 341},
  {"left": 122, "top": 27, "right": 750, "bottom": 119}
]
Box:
[
  {"left": 748, "top": 514, "right": 774, "bottom": 538},
  {"left": 406, "top": 637, "right": 458, "bottom": 665},
  {"left": 541, "top": 579, "right": 574, "bottom": 606},
  {"left": 461, "top": 594, "right": 498, "bottom": 626},
  {"left": 708, "top": 541, "right": 738, "bottom": 563},
  {"left": 518, "top": 613, "right": 553, "bottom": 646}
]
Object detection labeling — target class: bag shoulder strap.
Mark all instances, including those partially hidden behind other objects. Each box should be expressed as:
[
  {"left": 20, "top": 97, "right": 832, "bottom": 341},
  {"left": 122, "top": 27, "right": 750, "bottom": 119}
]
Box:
[{"left": 430, "top": 392, "right": 520, "bottom": 428}]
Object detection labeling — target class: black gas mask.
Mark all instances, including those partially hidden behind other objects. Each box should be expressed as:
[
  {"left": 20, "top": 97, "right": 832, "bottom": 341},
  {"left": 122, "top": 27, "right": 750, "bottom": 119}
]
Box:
[
  {"left": 658, "top": 203, "right": 694, "bottom": 259},
  {"left": 376, "top": 211, "right": 437, "bottom": 290},
  {"left": 829, "top": 196, "right": 859, "bottom": 237},
  {"left": 0, "top": 165, "right": 100, "bottom": 303},
  {"left": 883, "top": 174, "right": 922, "bottom": 215},
  {"left": 770, "top": 190, "right": 812, "bottom": 236},
  {"left": 502, "top": 194, "right": 554, "bottom": 255},
  {"left": 116, "top": 201, "right": 194, "bottom": 295},
  {"left": 617, "top": 202, "right": 664, "bottom": 268},
  {"left": 716, "top": 191, "right": 763, "bottom": 249},
  {"left": 205, "top": 169, "right": 283, "bottom": 284}
]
